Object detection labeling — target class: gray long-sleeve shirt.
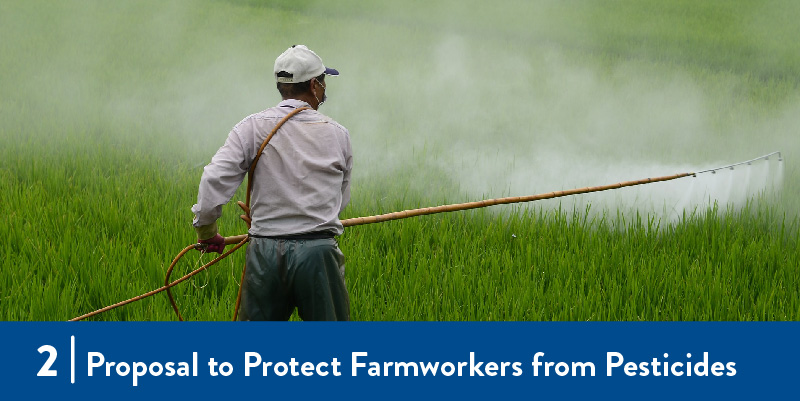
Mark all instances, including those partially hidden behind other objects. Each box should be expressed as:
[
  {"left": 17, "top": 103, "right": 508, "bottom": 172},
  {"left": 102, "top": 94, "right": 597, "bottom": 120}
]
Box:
[{"left": 191, "top": 99, "right": 352, "bottom": 237}]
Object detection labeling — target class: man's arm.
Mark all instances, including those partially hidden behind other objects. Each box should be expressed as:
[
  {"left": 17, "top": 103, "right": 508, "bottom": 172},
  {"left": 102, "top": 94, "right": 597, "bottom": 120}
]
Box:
[
  {"left": 191, "top": 128, "right": 251, "bottom": 240},
  {"left": 339, "top": 132, "right": 353, "bottom": 214}
]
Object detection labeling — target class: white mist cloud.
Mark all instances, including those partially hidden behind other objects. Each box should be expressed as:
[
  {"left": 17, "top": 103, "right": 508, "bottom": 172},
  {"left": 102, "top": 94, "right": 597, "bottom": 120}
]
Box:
[
  {"left": 321, "top": 4, "right": 796, "bottom": 221},
  {"left": 7, "top": 0, "right": 794, "bottom": 221}
]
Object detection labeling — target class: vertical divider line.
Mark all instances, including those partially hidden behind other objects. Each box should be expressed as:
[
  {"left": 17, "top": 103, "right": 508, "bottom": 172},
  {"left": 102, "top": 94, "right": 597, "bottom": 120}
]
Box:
[{"left": 71, "top": 335, "right": 75, "bottom": 384}]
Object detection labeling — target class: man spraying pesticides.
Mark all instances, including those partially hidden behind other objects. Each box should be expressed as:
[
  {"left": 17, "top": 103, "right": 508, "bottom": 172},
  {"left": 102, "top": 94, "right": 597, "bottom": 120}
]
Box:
[{"left": 191, "top": 45, "right": 352, "bottom": 321}]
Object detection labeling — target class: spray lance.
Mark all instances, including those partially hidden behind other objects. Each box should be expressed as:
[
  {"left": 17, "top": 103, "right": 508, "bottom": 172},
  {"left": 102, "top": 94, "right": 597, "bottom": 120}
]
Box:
[
  {"left": 223, "top": 151, "right": 784, "bottom": 241},
  {"left": 68, "top": 149, "right": 783, "bottom": 321}
]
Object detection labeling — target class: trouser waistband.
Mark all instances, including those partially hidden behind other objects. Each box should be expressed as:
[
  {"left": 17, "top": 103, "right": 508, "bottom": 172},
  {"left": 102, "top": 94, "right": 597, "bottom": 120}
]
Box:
[{"left": 250, "top": 231, "right": 335, "bottom": 240}]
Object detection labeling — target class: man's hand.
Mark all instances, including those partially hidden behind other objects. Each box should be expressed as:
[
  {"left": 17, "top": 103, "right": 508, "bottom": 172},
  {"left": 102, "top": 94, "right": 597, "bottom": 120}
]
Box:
[{"left": 198, "top": 234, "right": 226, "bottom": 254}]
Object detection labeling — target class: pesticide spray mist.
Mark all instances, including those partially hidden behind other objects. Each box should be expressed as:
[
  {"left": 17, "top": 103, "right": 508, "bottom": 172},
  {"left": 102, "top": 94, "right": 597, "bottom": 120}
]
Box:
[
  {"left": 318, "top": 4, "right": 798, "bottom": 222},
  {"left": 4, "top": 0, "right": 797, "bottom": 223}
]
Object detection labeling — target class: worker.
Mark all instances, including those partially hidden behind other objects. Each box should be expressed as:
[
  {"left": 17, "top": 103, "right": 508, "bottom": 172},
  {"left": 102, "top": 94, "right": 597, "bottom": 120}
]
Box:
[{"left": 190, "top": 45, "right": 352, "bottom": 321}]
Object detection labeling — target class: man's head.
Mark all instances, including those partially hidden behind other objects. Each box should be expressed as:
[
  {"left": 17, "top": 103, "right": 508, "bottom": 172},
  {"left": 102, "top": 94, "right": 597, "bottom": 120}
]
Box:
[{"left": 274, "top": 45, "right": 338, "bottom": 109}]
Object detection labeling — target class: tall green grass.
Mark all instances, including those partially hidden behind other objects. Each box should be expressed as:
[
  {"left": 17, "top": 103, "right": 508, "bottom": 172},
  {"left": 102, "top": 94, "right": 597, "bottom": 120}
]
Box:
[
  {"left": 341, "top": 196, "right": 799, "bottom": 321},
  {"left": 1, "top": 0, "right": 798, "bottom": 320}
]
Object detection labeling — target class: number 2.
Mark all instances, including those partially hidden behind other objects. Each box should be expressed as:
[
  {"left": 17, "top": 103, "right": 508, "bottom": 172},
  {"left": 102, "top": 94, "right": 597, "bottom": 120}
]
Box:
[{"left": 37, "top": 345, "right": 57, "bottom": 377}]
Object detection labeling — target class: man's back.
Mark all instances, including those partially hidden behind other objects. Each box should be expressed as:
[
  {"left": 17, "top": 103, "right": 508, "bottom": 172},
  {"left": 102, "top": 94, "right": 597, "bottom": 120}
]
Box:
[
  {"left": 192, "top": 99, "right": 351, "bottom": 238},
  {"left": 237, "top": 99, "right": 352, "bottom": 236}
]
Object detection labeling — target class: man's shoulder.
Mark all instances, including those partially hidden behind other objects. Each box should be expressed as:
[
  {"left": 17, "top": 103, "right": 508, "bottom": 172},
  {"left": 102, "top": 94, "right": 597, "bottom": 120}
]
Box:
[
  {"left": 232, "top": 107, "right": 282, "bottom": 132},
  {"left": 231, "top": 105, "right": 348, "bottom": 137},
  {"left": 251, "top": 106, "right": 286, "bottom": 122},
  {"left": 320, "top": 115, "right": 349, "bottom": 135}
]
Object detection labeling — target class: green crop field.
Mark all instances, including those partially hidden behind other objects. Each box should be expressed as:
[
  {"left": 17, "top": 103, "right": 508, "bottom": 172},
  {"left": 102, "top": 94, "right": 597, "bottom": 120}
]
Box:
[{"left": 1, "top": 0, "right": 798, "bottom": 321}]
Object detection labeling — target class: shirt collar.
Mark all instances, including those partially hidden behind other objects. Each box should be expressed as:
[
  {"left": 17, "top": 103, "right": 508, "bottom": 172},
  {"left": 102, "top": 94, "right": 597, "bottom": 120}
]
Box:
[{"left": 278, "top": 99, "right": 312, "bottom": 109}]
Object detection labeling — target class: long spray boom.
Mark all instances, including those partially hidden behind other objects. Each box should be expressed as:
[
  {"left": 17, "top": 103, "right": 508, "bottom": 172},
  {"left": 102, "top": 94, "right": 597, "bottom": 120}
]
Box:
[
  {"left": 694, "top": 151, "right": 782, "bottom": 175},
  {"left": 222, "top": 150, "right": 783, "bottom": 244},
  {"left": 70, "top": 151, "right": 782, "bottom": 321}
]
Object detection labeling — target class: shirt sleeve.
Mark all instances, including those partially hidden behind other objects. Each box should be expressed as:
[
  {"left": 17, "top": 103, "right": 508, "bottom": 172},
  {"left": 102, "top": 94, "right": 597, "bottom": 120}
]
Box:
[
  {"left": 191, "top": 127, "right": 251, "bottom": 235},
  {"left": 339, "top": 130, "right": 353, "bottom": 214}
]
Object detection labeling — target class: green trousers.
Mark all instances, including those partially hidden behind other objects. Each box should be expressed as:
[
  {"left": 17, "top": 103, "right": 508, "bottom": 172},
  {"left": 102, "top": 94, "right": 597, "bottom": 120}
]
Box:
[{"left": 238, "top": 237, "right": 350, "bottom": 321}]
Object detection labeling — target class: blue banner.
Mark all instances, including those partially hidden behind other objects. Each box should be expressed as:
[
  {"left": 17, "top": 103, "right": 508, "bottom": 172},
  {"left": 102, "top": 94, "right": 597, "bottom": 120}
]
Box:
[{"left": 1, "top": 322, "right": 796, "bottom": 399}]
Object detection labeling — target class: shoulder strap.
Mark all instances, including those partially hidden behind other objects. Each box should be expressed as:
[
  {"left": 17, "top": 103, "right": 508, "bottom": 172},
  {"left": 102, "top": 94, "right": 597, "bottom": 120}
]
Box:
[{"left": 240, "top": 106, "right": 310, "bottom": 227}]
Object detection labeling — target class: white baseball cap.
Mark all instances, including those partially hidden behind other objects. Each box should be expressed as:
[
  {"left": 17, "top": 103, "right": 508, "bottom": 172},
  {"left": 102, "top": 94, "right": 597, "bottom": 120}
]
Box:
[{"left": 274, "top": 45, "right": 339, "bottom": 83}]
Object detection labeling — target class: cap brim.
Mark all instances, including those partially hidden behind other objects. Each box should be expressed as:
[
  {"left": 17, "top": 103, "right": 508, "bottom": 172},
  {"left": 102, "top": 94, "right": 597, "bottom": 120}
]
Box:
[{"left": 324, "top": 67, "right": 340, "bottom": 76}]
